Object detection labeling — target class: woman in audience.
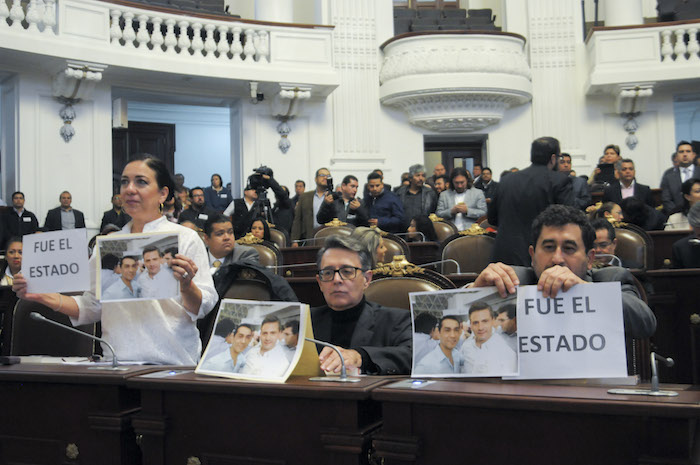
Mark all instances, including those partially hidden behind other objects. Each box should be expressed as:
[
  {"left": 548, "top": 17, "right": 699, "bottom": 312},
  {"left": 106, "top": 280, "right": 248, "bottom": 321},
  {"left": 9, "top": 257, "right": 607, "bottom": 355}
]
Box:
[
  {"left": 0, "top": 237, "right": 22, "bottom": 286},
  {"left": 351, "top": 226, "right": 387, "bottom": 267},
  {"left": 666, "top": 178, "right": 700, "bottom": 230},
  {"left": 589, "top": 145, "right": 621, "bottom": 186},
  {"left": 163, "top": 193, "right": 182, "bottom": 223},
  {"left": 13, "top": 156, "right": 217, "bottom": 365},
  {"left": 203, "top": 173, "right": 232, "bottom": 213},
  {"left": 407, "top": 215, "right": 438, "bottom": 242},
  {"left": 592, "top": 202, "right": 624, "bottom": 222},
  {"left": 620, "top": 197, "right": 666, "bottom": 230},
  {"left": 248, "top": 217, "right": 271, "bottom": 241}
]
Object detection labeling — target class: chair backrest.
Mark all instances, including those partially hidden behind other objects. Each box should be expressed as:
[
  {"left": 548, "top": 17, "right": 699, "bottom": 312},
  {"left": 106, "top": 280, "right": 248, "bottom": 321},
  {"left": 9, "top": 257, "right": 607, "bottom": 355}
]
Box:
[
  {"left": 269, "top": 227, "right": 289, "bottom": 249},
  {"left": 313, "top": 224, "right": 356, "bottom": 241},
  {"left": 236, "top": 234, "right": 283, "bottom": 273},
  {"left": 431, "top": 220, "right": 458, "bottom": 243},
  {"left": 380, "top": 231, "right": 411, "bottom": 263},
  {"left": 10, "top": 299, "right": 96, "bottom": 356},
  {"left": 367, "top": 257, "right": 456, "bottom": 310},
  {"left": 614, "top": 223, "right": 653, "bottom": 271},
  {"left": 441, "top": 233, "right": 495, "bottom": 274}
]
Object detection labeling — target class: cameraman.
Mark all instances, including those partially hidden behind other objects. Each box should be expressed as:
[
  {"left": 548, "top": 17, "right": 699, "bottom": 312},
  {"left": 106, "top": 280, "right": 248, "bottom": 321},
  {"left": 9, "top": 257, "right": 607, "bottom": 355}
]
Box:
[
  {"left": 316, "top": 175, "right": 368, "bottom": 227},
  {"left": 224, "top": 169, "right": 290, "bottom": 239}
]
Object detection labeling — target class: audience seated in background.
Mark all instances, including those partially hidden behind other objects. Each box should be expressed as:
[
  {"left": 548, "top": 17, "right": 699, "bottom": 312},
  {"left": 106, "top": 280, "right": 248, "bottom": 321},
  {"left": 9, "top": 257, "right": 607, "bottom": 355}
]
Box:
[
  {"left": 407, "top": 214, "right": 438, "bottom": 242},
  {"left": 0, "top": 237, "right": 22, "bottom": 286},
  {"left": 248, "top": 217, "right": 271, "bottom": 242},
  {"left": 666, "top": 178, "right": 700, "bottom": 230},
  {"left": 43, "top": 191, "right": 86, "bottom": 231},
  {"left": 590, "top": 218, "right": 622, "bottom": 268},
  {"left": 351, "top": 226, "right": 387, "bottom": 267},
  {"left": 672, "top": 202, "right": 700, "bottom": 268},
  {"left": 603, "top": 159, "right": 654, "bottom": 207}
]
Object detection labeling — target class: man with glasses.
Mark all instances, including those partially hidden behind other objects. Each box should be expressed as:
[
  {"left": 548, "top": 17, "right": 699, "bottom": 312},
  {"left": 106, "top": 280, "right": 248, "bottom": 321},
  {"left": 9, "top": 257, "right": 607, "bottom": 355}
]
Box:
[
  {"left": 311, "top": 235, "right": 412, "bottom": 375},
  {"left": 291, "top": 167, "right": 332, "bottom": 245},
  {"left": 590, "top": 218, "right": 621, "bottom": 267},
  {"left": 179, "top": 186, "right": 217, "bottom": 230}
]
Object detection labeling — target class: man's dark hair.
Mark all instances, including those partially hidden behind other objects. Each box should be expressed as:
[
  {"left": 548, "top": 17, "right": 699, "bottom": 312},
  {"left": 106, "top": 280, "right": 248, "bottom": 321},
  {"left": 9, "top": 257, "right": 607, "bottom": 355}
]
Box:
[
  {"left": 119, "top": 255, "right": 138, "bottom": 266},
  {"left": 496, "top": 303, "right": 516, "bottom": 320},
  {"left": 11, "top": 191, "right": 24, "bottom": 199},
  {"left": 261, "top": 315, "right": 282, "bottom": 332},
  {"left": 215, "top": 318, "right": 236, "bottom": 337},
  {"left": 592, "top": 202, "right": 619, "bottom": 220},
  {"left": 342, "top": 175, "right": 358, "bottom": 185},
  {"left": 316, "top": 235, "right": 372, "bottom": 272},
  {"left": 449, "top": 167, "right": 473, "bottom": 190},
  {"left": 101, "top": 253, "right": 120, "bottom": 270},
  {"left": 414, "top": 312, "right": 438, "bottom": 334},
  {"left": 469, "top": 301, "right": 492, "bottom": 317},
  {"left": 435, "top": 174, "right": 449, "bottom": 185},
  {"left": 189, "top": 187, "right": 204, "bottom": 198},
  {"left": 283, "top": 320, "right": 299, "bottom": 335},
  {"left": 315, "top": 167, "right": 330, "bottom": 177},
  {"left": 591, "top": 218, "right": 616, "bottom": 242},
  {"left": 531, "top": 137, "right": 561, "bottom": 165},
  {"left": 163, "top": 246, "right": 178, "bottom": 257},
  {"left": 531, "top": 204, "right": 595, "bottom": 251},
  {"left": 560, "top": 153, "right": 572, "bottom": 163},
  {"left": 142, "top": 245, "right": 162, "bottom": 257},
  {"left": 235, "top": 323, "right": 254, "bottom": 336},
  {"left": 681, "top": 178, "right": 700, "bottom": 214},
  {"left": 481, "top": 167, "right": 492, "bottom": 175},
  {"left": 677, "top": 140, "right": 694, "bottom": 152},
  {"left": 204, "top": 213, "right": 232, "bottom": 236},
  {"left": 621, "top": 158, "right": 635, "bottom": 167},
  {"left": 439, "top": 315, "right": 461, "bottom": 330},
  {"left": 474, "top": 163, "right": 482, "bottom": 169},
  {"left": 619, "top": 197, "right": 651, "bottom": 229},
  {"left": 295, "top": 179, "right": 306, "bottom": 187},
  {"left": 367, "top": 172, "right": 383, "bottom": 182}
]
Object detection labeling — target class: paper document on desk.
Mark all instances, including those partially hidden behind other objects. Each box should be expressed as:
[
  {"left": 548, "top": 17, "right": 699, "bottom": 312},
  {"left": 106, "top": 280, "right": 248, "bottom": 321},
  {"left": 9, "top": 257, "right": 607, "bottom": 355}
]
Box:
[{"left": 506, "top": 282, "right": 627, "bottom": 380}]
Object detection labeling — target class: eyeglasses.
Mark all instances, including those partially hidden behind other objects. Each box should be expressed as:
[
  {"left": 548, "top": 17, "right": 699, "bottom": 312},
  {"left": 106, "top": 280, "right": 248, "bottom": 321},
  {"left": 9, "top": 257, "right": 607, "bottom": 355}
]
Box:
[
  {"left": 317, "top": 173, "right": 330, "bottom": 178},
  {"left": 317, "top": 266, "right": 366, "bottom": 282},
  {"left": 594, "top": 242, "right": 612, "bottom": 249}
]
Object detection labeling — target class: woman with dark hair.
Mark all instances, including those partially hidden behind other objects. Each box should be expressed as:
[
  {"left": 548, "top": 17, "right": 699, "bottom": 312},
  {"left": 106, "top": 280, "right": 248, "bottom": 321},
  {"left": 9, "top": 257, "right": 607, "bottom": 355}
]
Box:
[
  {"left": 13, "top": 156, "right": 217, "bottom": 365},
  {"left": 248, "top": 217, "right": 271, "bottom": 241},
  {"left": 204, "top": 173, "right": 232, "bottom": 213},
  {"left": 620, "top": 197, "right": 666, "bottom": 231},
  {"left": 589, "top": 144, "right": 622, "bottom": 186},
  {"left": 0, "top": 237, "right": 22, "bottom": 286},
  {"left": 163, "top": 192, "right": 183, "bottom": 223},
  {"left": 592, "top": 202, "right": 624, "bottom": 222},
  {"left": 407, "top": 215, "right": 438, "bottom": 242},
  {"left": 666, "top": 178, "right": 700, "bottom": 230}
]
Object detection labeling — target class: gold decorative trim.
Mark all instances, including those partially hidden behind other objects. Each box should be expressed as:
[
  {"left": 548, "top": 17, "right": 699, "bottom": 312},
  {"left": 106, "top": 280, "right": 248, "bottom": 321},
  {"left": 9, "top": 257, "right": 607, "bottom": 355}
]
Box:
[
  {"left": 458, "top": 223, "right": 487, "bottom": 236},
  {"left": 236, "top": 232, "right": 264, "bottom": 244},
  {"left": 324, "top": 218, "right": 348, "bottom": 227},
  {"left": 691, "top": 313, "right": 700, "bottom": 325},
  {"left": 429, "top": 213, "right": 444, "bottom": 222},
  {"left": 610, "top": 220, "right": 628, "bottom": 228},
  {"left": 373, "top": 255, "right": 425, "bottom": 277}
]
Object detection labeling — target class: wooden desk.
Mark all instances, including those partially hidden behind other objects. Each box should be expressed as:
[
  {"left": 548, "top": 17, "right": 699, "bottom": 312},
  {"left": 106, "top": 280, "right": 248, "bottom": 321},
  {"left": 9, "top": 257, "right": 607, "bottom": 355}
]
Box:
[
  {"left": 0, "top": 363, "right": 159, "bottom": 465},
  {"left": 648, "top": 230, "right": 690, "bottom": 269},
  {"left": 129, "top": 371, "right": 391, "bottom": 465},
  {"left": 372, "top": 380, "right": 700, "bottom": 465}
]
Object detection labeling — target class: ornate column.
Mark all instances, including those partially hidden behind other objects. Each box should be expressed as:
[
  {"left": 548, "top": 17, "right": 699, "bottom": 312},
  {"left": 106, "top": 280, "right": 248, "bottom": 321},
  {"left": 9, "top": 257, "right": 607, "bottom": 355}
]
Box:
[
  {"left": 255, "top": 0, "right": 293, "bottom": 23},
  {"left": 603, "top": 0, "right": 643, "bottom": 27}
]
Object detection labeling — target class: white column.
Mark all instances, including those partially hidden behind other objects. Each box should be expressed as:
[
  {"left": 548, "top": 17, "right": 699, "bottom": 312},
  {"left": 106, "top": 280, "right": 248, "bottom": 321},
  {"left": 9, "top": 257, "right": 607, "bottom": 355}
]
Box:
[
  {"left": 255, "top": 0, "right": 293, "bottom": 23},
  {"left": 603, "top": 0, "right": 643, "bottom": 27}
]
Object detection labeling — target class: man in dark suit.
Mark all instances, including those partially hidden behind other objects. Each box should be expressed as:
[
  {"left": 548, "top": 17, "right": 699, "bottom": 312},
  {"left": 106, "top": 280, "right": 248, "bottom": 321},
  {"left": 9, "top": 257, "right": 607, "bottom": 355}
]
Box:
[
  {"left": 602, "top": 159, "right": 653, "bottom": 207},
  {"left": 291, "top": 180, "right": 305, "bottom": 209},
  {"left": 473, "top": 205, "right": 656, "bottom": 339},
  {"left": 671, "top": 202, "right": 700, "bottom": 268},
  {"left": 473, "top": 167, "right": 499, "bottom": 204},
  {"left": 100, "top": 194, "right": 131, "bottom": 231},
  {"left": 661, "top": 141, "right": 700, "bottom": 215},
  {"left": 291, "top": 167, "right": 331, "bottom": 245},
  {"left": 203, "top": 214, "right": 259, "bottom": 272},
  {"left": 179, "top": 187, "right": 217, "bottom": 230},
  {"left": 558, "top": 153, "right": 591, "bottom": 210},
  {"left": 43, "top": 191, "right": 86, "bottom": 231},
  {"left": 311, "top": 235, "right": 412, "bottom": 375},
  {"left": 488, "top": 137, "right": 574, "bottom": 266},
  {"left": 316, "top": 175, "right": 369, "bottom": 226},
  {"left": 2, "top": 191, "right": 39, "bottom": 245}
]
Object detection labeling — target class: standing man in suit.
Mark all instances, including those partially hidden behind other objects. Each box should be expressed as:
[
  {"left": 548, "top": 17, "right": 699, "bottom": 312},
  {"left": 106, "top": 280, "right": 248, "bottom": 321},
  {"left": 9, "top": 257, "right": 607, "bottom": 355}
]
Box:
[
  {"left": 43, "top": 191, "right": 86, "bottom": 231},
  {"left": 558, "top": 153, "right": 592, "bottom": 210},
  {"left": 602, "top": 159, "right": 653, "bottom": 207},
  {"left": 312, "top": 235, "right": 412, "bottom": 375},
  {"left": 488, "top": 136, "right": 574, "bottom": 266},
  {"left": 291, "top": 180, "right": 305, "bottom": 209},
  {"left": 291, "top": 167, "right": 331, "bottom": 246},
  {"left": 661, "top": 141, "right": 699, "bottom": 215},
  {"left": 473, "top": 167, "right": 499, "bottom": 204},
  {"left": 436, "top": 167, "right": 487, "bottom": 231},
  {"left": 203, "top": 214, "right": 259, "bottom": 272},
  {"left": 2, "top": 192, "right": 39, "bottom": 244},
  {"left": 316, "top": 175, "right": 369, "bottom": 226},
  {"left": 365, "top": 171, "right": 405, "bottom": 233},
  {"left": 394, "top": 164, "right": 437, "bottom": 228},
  {"left": 100, "top": 194, "right": 131, "bottom": 231}
]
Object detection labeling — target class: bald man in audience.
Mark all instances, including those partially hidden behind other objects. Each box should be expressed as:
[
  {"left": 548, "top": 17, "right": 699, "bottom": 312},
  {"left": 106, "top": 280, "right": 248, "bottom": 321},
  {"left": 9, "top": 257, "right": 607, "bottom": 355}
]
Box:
[{"left": 426, "top": 163, "right": 446, "bottom": 188}]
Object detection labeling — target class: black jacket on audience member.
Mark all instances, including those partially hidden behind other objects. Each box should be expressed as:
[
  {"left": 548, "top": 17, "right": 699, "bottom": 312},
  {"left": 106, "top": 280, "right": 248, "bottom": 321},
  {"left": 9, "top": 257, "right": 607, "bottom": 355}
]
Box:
[
  {"left": 44, "top": 207, "right": 86, "bottom": 231},
  {"left": 671, "top": 234, "right": 700, "bottom": 269},
  {"left": 603, "top": 180, "right": 654, "bottom": 207},
  {"left": 100, "top": 208, "right": 131, "bottom": 231}
]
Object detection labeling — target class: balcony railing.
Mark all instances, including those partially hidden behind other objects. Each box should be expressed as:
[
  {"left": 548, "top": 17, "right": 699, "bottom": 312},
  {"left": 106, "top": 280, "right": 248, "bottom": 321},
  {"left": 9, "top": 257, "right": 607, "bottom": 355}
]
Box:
[
  {"left": 0, "top": 0, "right": 338, "bottom": 96},
  {"left": 586, "top": 18, "right": 700, "bottom": 93}
]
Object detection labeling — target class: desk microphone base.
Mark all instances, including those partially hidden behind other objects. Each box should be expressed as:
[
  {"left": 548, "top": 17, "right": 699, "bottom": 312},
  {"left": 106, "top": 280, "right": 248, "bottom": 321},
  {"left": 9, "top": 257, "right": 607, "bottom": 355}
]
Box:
[
  {"left": 88, "top": 366, "right": 131, "bottom": 371},
  {"left": 608, "top": 388, "right": 679, "bottom": 397},
  {"left": 308, "top": 376, "right": 362, "bottom": 383}
]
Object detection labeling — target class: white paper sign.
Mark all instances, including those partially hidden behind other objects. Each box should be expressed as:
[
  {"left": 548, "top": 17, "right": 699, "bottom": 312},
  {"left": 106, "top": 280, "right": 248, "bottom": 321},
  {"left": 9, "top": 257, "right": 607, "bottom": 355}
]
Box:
[
  {"left": 512, "top": 283, "right": 627, "bottom": 380},
  {"left": 23, "top": 229, "right": 90, "bottom": 293}
]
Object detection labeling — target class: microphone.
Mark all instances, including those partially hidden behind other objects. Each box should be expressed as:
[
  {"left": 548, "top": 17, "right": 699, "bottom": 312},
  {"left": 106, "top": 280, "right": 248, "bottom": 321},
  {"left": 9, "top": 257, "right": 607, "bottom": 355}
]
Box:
[
  {"left": 29, "top": 312, "right": 120, "bottom": 368},
  {"left": 304, "top": 337, "right": 361, "bottom": 383},
  {"left": 607, "top": 351, "right": 678, "bottom": 397},
  {"left": 650, "top": 351, "right": 674, "bottom": 393},
  {"left": 418, "top": 259, "right": 461, "bottom": 274}
]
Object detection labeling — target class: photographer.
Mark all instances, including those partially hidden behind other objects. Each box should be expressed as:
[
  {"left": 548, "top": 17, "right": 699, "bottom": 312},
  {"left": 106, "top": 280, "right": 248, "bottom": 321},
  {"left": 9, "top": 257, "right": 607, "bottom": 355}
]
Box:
[
  {"left": 316, "top": 175, "right": 369, "bottom": 227},
  {"left": 224, "top": 167, "right": 290, "bottom": 239}
]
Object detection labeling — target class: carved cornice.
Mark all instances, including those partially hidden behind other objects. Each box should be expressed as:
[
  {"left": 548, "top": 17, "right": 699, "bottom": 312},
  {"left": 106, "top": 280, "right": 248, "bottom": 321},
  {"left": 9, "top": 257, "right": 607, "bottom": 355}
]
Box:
[
  {"left": 236, "top": 233, "right": 263, "bottom": 244},
  {"left": 373, "top": 255, "right": 424, "bottom": 277}
]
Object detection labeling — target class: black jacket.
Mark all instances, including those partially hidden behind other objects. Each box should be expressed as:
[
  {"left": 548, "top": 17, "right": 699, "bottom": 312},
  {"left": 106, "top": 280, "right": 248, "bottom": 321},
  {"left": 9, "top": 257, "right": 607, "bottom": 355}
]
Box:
[
  {"left": 603, "top": 180, "right": 654, "bottom": 207},
  {"left": 316, "top": 196, "right": 369, "bottom": 226},
  {"left": 44, "top": 207, "right": 86, "bottom": 231},
  {"left": 100, "top": 208, "right": 131, "bottom": 231}
]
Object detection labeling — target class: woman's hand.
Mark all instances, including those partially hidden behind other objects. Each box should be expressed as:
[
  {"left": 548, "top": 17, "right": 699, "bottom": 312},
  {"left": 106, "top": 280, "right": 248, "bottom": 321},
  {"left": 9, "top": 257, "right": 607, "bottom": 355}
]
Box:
[{"left": 171, "top": 254, "right": 198, "bottom": 290}]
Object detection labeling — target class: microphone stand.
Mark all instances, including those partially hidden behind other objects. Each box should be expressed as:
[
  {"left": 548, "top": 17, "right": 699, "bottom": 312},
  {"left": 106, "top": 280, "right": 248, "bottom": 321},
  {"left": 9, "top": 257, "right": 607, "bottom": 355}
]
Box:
[
  {"left": 305, "top": 337, "right": 361, "bottom": 383},
  {"left": 608, "top": 351, "right": 678, "bottom": 397},
  {"left": 30, "top": 312, "right": 123, "bottom": 370}
]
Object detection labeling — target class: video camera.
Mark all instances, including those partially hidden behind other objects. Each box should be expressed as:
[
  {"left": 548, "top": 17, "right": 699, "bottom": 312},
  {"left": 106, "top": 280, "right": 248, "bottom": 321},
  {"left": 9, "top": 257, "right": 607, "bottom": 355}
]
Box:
[{"left": 247, "top": 166, "right": 274, "bottom": 195}]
